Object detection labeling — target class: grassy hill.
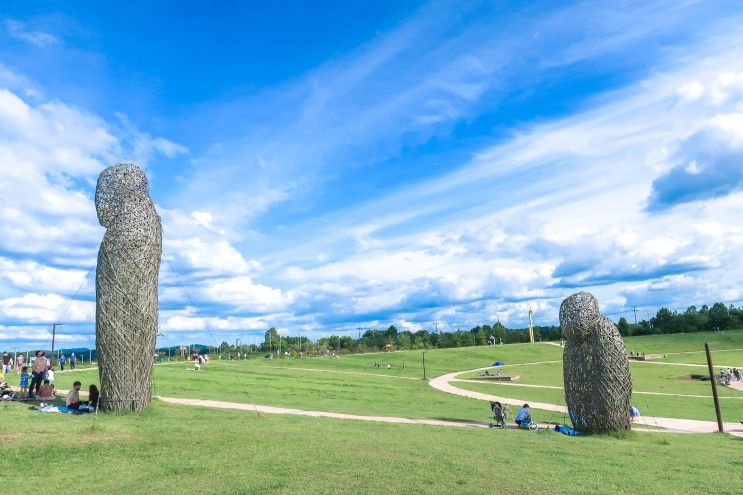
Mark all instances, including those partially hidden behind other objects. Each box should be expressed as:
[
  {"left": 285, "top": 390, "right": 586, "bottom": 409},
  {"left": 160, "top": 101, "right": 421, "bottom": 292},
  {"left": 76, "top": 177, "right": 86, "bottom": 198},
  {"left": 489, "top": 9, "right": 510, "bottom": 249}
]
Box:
[{"left": 3, "top": 329, "right": 741, "bottom": 494}]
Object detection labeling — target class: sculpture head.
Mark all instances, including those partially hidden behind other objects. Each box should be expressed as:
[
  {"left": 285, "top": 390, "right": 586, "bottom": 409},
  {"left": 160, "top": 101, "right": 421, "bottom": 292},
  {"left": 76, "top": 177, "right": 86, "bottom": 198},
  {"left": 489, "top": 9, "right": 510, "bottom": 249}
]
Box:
[
  {"left": 559, "top": 291, "right": 601, "bottom": 342},
  {"left": 95, "top": 164, "right": 150, "bottom": 227}
]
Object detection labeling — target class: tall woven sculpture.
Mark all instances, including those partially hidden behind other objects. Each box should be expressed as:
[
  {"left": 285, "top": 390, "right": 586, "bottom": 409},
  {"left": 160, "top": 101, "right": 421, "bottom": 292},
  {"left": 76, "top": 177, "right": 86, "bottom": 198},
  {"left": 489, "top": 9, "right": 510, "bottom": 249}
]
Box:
[
  {"left": 95, "top": 164, "right": 162, "bottom": 412},
  {"left": 560, "top": 292, "right": 632, "bottom": 433}
]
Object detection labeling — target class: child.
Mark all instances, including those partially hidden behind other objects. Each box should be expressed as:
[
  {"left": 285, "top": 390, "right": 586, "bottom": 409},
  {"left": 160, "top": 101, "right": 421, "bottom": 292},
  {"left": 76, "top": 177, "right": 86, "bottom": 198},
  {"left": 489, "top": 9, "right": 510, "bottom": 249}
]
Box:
[
  {"left": 19, "top": 366, "right": 30, "bottom": 394},
  {"left": 37, "top": 379, "right": 56, "bottom": 400},
  {"left": 46, "top": 367, "right": 55, "bottom": 386}
]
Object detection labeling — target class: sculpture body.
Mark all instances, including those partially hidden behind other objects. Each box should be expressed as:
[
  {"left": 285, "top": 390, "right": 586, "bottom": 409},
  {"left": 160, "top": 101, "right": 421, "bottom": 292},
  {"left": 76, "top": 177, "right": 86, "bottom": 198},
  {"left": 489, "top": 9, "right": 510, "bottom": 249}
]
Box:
[
  {"left": 95, "top": 164, "right": 162, "bottom": 412},
  {"left": 560, "top": 292, "right": 632, "bottom": 433}
]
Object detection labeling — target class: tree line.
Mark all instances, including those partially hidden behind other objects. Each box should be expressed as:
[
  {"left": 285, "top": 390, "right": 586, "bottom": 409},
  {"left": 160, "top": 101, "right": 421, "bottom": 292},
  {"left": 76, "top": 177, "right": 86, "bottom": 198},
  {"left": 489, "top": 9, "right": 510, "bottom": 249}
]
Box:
[
  {"left": 204, "top": 302, "right": 742, "bottom": 356},
  {"left": 617, "top": 302, "right": 743, "bottom": 337},
  {"left": 6, "top": 302, "right": 740, "bottom": 358}
]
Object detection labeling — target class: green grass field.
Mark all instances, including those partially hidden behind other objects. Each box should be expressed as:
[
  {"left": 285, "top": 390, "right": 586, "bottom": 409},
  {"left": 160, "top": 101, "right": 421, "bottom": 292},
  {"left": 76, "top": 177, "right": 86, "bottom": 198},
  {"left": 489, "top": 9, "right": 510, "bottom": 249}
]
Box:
[
  {"left": 1, "top": 400, "right": 741, "bottom": 495},
  {"left": 3, "top": 330, "right": 742, "bottom": 494}
]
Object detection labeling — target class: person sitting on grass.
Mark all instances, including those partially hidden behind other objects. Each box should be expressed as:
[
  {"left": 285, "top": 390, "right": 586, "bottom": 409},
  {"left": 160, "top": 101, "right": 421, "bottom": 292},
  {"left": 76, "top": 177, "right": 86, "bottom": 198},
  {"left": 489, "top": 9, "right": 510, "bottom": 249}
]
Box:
[
  {"left": 86, "top": 384, "right": 100, "bottom": 408},
  {"left": 66, "top": 381, "right": 81, "bottom": 410},
  {"left": 46, "top": 366, "right": 55, "bottom": 386},
  {"left": 514, "top": 404, "right": 532, "bottom": 429},
  {"left": 629, "top": 405, "right": 641, "bottom": 421},
  {"left": 37, "top": 379, "right": 56, "bottom": 401}
]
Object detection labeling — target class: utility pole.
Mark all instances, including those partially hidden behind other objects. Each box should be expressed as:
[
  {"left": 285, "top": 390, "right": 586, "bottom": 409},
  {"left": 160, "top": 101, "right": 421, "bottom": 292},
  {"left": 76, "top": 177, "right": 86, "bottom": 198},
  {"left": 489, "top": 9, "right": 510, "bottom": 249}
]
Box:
[
  {"left": 51, "top": 323, "right": 63, "bottom": 363},
  {"left": 433, "top": 321, "right": 439, "bottom": 333},
  {"left": 528, "top": 308, "right": 535, "bottom": 343},
  {"left": 704, "top": 343, "right": 724, "bottom": 432},
  {"left": 632, "top": 307, "right": 638, "bottom": 325}
]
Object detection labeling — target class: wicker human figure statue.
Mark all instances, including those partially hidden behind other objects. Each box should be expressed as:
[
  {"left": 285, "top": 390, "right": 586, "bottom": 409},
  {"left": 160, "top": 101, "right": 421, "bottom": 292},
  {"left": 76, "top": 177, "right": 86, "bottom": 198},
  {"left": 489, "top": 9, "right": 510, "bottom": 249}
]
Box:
[
  {"left": 560, "top": 292, "right": 632, "bottom": 433},
  {"left": 95, "top": 164, "right": 162, "bottom": 412}
]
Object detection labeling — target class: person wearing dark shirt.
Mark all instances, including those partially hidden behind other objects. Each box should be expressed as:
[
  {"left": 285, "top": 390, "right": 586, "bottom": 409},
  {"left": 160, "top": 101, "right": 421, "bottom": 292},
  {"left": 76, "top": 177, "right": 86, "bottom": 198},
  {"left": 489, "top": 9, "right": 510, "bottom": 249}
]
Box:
[{"left": 87, "top": 384, "right": 100, "bottom": 408}]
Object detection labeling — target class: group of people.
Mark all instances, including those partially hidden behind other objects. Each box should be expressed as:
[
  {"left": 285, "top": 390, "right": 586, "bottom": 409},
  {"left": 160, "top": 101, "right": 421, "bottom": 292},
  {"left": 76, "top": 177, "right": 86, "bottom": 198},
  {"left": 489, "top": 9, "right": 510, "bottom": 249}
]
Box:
[
  {"left": 5, "top": 350, "right": 99, "bottom": 409},
  {"left": 58, "top": 352, "right": 78, "bottom": 371},
  {"left": 489, "top": 402, "right": 533, "bottom": 429},
  {"left": 490, "top": 402, "right": 642, "bottom": 429},
  {"left": 19, "top": 351, "right": 54, "bottom": 398},
  {"left": 719, "top": 367, "right": 741, "bottom": 385},
  {"left": 62, "top": 381, "right": 100, "bottom": 410},
  {"left": 2, "top": 351, "right": 77, "bottom": 376}
]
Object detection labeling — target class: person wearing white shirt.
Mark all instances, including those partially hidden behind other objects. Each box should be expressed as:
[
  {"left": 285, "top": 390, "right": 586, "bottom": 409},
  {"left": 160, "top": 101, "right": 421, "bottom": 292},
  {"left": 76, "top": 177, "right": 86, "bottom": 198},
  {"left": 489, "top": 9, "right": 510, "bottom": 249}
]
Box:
[{"left": 46, "top": 367, "right": 55, "bottom": 385}]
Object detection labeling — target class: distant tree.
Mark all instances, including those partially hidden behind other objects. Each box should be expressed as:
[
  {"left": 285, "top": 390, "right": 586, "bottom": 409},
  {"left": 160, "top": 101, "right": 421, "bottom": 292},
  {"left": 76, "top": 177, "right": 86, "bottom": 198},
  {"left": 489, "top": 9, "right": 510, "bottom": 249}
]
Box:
[
  {"left": 651, "top": 308, "right": 676, "bottom": 334},
  {"left": 708, "top": 302, "right": 733, "bottom": 331},
  {"left": 492, "top": 322, "right": 507, "bottom": 343},
  {"left": 457, "top": 330, "right": 475, "bottom": 347},
  {"left": 413, "top": 330, "right": 431, "bottom": 349},
  {"left": 395, "top": 332, "right": 412, "bottom": 350},
  {"left": 616, "top": 317, "right": 630, "bottom": 336}
]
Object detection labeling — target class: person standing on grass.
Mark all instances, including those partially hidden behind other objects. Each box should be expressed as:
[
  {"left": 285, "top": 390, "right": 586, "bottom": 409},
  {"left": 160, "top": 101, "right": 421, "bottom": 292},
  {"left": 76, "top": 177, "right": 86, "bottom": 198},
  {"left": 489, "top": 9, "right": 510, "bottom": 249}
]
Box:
[
  {"left": 59, "top": 353, "right": 66, "bottom": 371},
  {"left": 16, "top": 353, "right": 25, "bottom": 373},
  {"left": 2, "top": 352, "right": 11, "bottom": 375},
  {"left": 70, "top": 352, "right": 77, "bottom": 370},
  {"left": 28, "top": 351, "right": 47, "bottom": 397},
  {"left": 19, "top": 366, "right": 30, "bottom": 394}
]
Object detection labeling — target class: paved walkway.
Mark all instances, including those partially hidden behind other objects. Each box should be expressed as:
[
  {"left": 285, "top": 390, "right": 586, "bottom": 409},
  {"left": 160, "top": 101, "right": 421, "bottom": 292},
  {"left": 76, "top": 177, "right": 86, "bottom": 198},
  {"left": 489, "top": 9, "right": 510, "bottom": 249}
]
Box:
[
  {"left": 157, "top": 396, "right": 491, "bottom": 429},
  {"left": 632, "top": 360, "right": 742, "bottom": 369},
  {"left": 258, "top": 365, "right": 422, "bottom": 380},
  {"left": 429, "top": 367, "right": 743, "bottom": 437},
  {"left": 455, "top": 379, "right": 743, "bottom": 399},
  {"left": 155, "top": 396, "right": 662, "bottom": 433}
]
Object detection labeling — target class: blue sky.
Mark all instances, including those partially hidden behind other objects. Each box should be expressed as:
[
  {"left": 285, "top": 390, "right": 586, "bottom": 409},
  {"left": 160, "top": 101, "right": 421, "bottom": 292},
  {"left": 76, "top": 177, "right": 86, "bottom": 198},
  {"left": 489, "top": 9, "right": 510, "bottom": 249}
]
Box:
[{"left": 2, "top": 1, "right": 743, "bottom": 351}]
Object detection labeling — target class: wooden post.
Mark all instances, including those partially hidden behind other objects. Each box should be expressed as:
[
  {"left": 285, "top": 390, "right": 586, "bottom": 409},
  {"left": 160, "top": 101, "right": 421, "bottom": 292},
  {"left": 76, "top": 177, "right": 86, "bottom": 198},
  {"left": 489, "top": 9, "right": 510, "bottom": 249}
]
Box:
[
  {"left": 422, "top": 351, "right": 427, "bottom": 380},
  {"left": 704, "top": 343, "right": 724, "bottom": 432}
]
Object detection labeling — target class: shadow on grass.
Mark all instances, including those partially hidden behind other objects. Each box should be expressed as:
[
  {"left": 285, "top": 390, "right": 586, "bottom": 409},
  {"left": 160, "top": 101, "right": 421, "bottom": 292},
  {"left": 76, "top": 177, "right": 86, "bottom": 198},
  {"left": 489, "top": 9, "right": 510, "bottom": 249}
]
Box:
[{"left": 432, "top": 417, "right": 490, "bottom": 425}]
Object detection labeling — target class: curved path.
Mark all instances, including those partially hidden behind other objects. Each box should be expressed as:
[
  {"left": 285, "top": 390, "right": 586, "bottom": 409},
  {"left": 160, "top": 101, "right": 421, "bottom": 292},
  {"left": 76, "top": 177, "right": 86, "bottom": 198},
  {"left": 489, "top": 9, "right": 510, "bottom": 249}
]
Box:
[
  {"left": 429, "top": 366, "right": 743, "bottom": 437},
  {"left": 158, "top": 396, "right": 491, "bottom": 429}
]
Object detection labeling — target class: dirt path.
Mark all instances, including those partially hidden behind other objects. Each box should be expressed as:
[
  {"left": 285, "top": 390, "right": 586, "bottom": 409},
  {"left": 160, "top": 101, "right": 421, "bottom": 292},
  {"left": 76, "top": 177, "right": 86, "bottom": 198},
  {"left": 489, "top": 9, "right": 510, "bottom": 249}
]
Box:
[{"left": 429, "top": 367, "right": 743, "bottom": 437}]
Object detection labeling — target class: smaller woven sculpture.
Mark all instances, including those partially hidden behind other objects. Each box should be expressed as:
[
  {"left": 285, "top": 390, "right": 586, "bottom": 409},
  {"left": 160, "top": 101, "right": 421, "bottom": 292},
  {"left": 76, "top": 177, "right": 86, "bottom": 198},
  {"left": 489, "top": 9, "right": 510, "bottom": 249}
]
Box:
[
  {"left": 560, "top": 292, "right": 632, "bottom": 433},
  {"left": 95, "top": 164, "right": 161, "bottom": 413}
]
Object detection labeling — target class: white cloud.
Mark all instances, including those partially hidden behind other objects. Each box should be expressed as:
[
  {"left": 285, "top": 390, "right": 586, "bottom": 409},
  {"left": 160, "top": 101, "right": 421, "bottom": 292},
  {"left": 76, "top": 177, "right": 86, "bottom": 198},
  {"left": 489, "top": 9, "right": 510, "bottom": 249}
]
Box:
[
  {"left": 0, "top": 258, "right": 91, "bottom": 294},
  {"left": 5, "top": 19, "right": 59, "bottom": 47},
  {"left": 198, "top": 276, "right": 292, "bottom": 312},
  {"left": 0, "top": 293, "right": 94, "bottom": 323}
]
